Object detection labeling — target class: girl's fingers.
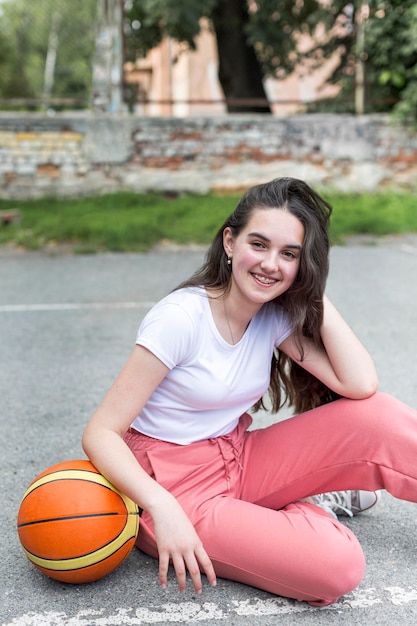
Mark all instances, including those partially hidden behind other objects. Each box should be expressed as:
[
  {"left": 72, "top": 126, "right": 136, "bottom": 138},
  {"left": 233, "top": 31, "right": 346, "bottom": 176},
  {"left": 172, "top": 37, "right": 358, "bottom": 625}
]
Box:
[
  {"left": 160, "top": 548, "right": 216, "bottom": 594},
  {"left": 158, "top": 552, "right": 170, "bottom": 589},
  {"left": 184, "top": 553, "right": 204, "bottom": 594},
  {"left": 171, "top": 553, "right": 188, "bottom": 593},
  {"left": 196, "top": 547, "right": 217, "bottom": 589}
]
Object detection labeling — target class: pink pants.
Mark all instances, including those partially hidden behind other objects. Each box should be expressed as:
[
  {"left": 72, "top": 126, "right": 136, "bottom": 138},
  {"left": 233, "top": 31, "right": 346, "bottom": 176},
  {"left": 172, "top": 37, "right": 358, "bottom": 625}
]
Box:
[{"left": 124, "top": 392, "right": 417, "bottom": 606}]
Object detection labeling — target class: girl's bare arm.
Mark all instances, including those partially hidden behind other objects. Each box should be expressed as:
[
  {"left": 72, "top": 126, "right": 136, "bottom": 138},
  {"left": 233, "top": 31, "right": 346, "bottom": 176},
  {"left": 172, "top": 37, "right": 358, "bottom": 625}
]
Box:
[
  {"left": 82, "top": 345, "right": 216, "bottom": 593},
  {"left": 279, "top": 296, "right": 379, "bottom": 399}
]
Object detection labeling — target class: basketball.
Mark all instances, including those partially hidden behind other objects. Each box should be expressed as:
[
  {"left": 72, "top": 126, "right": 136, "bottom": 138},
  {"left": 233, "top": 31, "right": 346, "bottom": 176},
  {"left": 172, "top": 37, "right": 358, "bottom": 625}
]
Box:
[{"left": 17, "top": 459, "right": 140, "bottom": 584}]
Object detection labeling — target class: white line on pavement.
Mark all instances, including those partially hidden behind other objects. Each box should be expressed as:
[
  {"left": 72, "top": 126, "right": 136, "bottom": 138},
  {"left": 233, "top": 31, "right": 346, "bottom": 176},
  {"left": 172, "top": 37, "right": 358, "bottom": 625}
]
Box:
[
  {"left": 3, "top": 586, "right": 417, "bottom": 625},
  {"left": 0, "top": 302, "right": 156, "bottom": 313}
]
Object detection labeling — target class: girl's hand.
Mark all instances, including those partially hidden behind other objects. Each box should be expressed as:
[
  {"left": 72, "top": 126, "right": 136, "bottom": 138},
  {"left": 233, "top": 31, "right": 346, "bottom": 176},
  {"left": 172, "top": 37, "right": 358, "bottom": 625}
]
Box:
[{"left": 151, "top": 496, "right": 217, "bottom": 594}]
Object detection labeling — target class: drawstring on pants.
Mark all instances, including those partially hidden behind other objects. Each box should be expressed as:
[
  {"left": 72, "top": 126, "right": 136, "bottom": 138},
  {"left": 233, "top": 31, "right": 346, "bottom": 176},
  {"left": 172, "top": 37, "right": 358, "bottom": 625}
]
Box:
[{"left": 209, "top": 433, "right": 244, "bottom": 490}]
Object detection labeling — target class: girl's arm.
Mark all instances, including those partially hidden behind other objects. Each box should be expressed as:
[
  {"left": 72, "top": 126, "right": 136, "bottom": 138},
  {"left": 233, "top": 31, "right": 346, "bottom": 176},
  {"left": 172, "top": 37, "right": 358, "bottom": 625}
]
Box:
[
  {"left": 278, "top": 295, "right": 379, "bottom": 399},
  {"left": 82, "top": 344, "right": 216, "bottom": 594}
]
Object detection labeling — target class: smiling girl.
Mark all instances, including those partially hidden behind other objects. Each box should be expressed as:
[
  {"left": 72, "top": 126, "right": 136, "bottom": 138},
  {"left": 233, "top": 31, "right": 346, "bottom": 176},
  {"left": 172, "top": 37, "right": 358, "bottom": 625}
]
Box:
[{"left": 83, "top": 177, "right": 417, "bottom": 606}]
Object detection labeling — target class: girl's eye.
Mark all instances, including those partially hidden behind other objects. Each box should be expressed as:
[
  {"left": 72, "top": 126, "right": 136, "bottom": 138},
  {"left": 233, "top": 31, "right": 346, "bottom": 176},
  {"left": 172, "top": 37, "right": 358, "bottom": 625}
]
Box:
[
  {"left": 282, "top": 250, "right": 297, "bottom": 259},
  {"left": 251, "top": 241, "right": 266, "bottom": 249}
]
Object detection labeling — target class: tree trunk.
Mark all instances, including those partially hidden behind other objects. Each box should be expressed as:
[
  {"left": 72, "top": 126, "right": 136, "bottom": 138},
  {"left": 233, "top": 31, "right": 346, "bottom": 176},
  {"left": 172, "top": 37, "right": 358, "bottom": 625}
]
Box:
[
  {"left": 42, "top": 11, "right": 61, "bottom": 110},
  {"left": 211, "top": 0, "right": 271, "bottom": 113},
  {"left": 92, "top": 0, "right": 125, "bottom": 112}
]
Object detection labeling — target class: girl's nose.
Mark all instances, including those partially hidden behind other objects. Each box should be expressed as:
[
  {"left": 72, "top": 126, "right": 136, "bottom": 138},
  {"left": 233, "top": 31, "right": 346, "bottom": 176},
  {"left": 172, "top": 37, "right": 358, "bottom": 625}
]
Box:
[{"left": 261, "top": 251, "right": 279, "bottom": 273}]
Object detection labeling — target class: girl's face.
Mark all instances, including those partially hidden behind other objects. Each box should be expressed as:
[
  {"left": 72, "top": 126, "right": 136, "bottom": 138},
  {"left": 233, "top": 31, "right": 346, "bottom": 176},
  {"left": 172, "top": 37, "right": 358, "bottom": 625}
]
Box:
[{"left": 223, "top": 208, "right": 304, "bottom": 308}]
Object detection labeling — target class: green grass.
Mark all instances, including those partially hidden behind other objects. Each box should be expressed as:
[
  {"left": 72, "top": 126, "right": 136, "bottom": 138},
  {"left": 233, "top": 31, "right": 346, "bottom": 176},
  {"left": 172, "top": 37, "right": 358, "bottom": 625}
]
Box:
[
  {"left": 0, "top": 190, "right": 416, "bottom": 253},
  {"left": 327, "top": 192, "right": 417, "bottom": 243}
]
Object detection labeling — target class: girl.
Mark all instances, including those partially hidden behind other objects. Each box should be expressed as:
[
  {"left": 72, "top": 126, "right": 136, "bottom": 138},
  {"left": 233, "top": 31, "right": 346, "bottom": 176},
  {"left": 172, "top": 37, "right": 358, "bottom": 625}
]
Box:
[{"left": 83, "top": 177, "right": 417, "bottom": 606}]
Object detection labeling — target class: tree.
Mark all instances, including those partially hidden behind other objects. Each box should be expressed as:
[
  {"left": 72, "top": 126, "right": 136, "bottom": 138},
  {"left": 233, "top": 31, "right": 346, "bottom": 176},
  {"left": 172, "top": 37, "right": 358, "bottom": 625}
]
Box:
[
  {"left": 0, "top": 2, "right": 36, "bottom": 100},
  {"left": 0, "top": 0, "right": 97, "bottom": 107},
  {"left": 364, "top": 0, "right": 417, "bottom": 124},
  {"left": 124, "top": 0, "right": 417, "bottom": 122},
  {"left": 92, "top": 0, "right": 125, "bottom": 112},
  {"left": 124, "top": 0, "right": 330, "bottom": 113},
  {"left": 307, "top": 0, "right": 417, "bottom": 121}
]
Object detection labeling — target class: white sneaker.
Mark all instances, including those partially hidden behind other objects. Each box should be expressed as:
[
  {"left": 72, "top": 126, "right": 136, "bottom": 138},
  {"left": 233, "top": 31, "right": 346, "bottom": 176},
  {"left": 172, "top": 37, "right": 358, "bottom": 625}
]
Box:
[{"left": 312, "top": 490, "right": 381, "bottom": 518}]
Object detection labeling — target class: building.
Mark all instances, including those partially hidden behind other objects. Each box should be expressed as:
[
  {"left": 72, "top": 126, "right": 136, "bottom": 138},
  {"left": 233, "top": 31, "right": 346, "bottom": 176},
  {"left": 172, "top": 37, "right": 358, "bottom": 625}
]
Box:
[{"left": 123, "top": 19, "right": 340, "bottom": 117}]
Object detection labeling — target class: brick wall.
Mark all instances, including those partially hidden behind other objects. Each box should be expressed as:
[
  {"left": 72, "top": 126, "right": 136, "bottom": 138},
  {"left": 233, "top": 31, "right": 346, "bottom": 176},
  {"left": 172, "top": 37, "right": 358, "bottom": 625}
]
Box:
[{"left": 0, "top": 112, "right": 416, "bottom": 199}]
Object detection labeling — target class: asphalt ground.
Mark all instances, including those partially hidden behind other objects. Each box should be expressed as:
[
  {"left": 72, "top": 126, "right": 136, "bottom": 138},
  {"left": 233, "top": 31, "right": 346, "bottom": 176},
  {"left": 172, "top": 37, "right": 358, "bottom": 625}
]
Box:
[{"left": 1, "top": 235, "right": 417, "bottom": 626}]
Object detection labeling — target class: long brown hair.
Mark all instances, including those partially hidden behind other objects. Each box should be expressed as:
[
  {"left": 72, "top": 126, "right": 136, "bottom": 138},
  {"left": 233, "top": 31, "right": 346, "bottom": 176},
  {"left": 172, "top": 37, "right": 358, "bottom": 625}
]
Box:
[{"left": 177, "top": 177, "right": 339, "bottom": 415}]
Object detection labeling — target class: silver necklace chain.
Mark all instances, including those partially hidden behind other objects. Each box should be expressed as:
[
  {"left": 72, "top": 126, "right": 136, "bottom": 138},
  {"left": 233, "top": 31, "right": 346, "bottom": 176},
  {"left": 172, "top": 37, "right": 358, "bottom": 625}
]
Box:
[{"left": 222, "top": 295, "right": 235, "bottom": 345}]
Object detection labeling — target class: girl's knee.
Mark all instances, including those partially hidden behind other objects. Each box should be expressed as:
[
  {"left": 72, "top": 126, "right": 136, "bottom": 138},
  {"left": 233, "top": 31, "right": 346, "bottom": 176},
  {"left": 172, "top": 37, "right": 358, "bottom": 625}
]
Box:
[
  {"left": 359, "top": 391, "right": 412, "bottom": 416},
  {"left": 313, "top": 527, "right": 365, "bottom": 605},
  {"left": 342, "top": 392, "right": 411, "bottom": 436}
]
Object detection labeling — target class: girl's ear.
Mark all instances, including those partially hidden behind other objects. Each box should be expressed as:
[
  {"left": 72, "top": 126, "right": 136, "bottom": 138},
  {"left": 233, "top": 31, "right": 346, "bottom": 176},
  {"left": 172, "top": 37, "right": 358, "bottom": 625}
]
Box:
[{"left": 223, "top": 227, "right": 234, "bottom": 257}]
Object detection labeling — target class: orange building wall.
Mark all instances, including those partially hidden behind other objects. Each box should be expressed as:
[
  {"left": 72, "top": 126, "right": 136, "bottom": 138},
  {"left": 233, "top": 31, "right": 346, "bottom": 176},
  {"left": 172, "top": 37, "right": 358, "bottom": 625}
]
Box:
[{"left": 124, "top": 20, "right": 340, "bottom": 117}]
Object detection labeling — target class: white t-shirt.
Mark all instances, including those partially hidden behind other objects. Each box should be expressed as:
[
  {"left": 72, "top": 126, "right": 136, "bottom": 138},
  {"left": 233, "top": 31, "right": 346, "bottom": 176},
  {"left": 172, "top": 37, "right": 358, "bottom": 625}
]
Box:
[{"left": 130, "top": 287, "right": 293, "bottom": 444}]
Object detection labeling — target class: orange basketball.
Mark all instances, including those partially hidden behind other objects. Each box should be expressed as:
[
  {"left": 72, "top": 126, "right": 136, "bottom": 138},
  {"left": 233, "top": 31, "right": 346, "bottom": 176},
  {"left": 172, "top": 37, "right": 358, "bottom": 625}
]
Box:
[{"left": 17, "top": 459, "right": 140, "bottom": 584}]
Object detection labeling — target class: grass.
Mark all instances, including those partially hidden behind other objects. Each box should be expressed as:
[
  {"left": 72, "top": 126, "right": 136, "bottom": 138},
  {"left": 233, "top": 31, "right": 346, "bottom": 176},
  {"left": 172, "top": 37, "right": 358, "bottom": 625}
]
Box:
[
  {"left": 0, "top": 190, "right": 416, "bottom": 253},
  {"left": 327, "top": 192, "right": 417, "bottom": 243}
]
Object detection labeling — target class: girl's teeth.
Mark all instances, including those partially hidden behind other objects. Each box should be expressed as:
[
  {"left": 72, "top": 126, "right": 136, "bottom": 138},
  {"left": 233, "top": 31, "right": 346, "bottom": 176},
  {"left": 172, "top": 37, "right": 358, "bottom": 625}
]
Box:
[{"left": 255, "top": 274, "right": 275, "bottom": 284}]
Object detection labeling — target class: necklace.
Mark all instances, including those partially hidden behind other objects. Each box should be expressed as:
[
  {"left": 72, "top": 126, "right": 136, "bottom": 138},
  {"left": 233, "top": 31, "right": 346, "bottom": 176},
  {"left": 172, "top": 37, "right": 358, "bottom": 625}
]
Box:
[{"left": 222, "top": 295, "right": 235, "bottom": 345}]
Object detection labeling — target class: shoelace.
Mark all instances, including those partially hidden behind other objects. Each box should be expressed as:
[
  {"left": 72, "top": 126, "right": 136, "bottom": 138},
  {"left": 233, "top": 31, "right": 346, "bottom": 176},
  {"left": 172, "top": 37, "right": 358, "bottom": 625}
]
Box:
[{"left": 313, "top": 491, "right": 354, "bottom": 518}]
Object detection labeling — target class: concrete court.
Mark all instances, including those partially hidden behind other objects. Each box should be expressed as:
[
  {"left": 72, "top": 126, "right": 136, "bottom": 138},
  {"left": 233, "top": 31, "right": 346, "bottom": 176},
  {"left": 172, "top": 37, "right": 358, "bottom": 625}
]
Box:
[{"left": 1, "top": 235, "right": 417, "bottom": 626}]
